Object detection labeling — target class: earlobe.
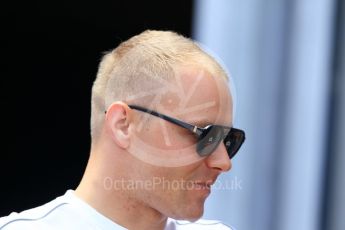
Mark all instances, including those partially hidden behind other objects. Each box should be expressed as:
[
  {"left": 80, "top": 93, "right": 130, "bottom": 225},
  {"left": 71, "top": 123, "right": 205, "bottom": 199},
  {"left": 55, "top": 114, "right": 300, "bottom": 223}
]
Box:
[{"left": 105, "top": 102, "right": 132, "bottom": 149}]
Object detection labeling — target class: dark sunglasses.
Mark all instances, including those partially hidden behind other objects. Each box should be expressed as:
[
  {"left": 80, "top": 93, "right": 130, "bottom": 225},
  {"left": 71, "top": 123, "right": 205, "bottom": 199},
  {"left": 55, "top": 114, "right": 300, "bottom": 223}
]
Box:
[{"left": 128, "top": 105, "right": 245, "bottom": 159}]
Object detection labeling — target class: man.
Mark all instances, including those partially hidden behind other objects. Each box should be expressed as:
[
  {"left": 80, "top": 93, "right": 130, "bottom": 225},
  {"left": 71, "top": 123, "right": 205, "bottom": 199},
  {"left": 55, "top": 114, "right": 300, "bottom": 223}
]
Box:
[{"left": 0, "top": 30, "right": 245, "bottom": 229}]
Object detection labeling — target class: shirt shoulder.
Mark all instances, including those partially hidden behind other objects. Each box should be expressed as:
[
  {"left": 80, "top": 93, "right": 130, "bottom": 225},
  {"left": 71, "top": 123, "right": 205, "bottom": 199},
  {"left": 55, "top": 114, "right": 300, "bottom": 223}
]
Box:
[
  {"left": 0, "top": 190, "right": 116, "bottom": 230},
  {"left": 167, "top": 218, "right": 235, "bottom": 230},
  {"left": 0, "top": 197, "right": 69, "bottom": 230},
  {"left": 1, "top": 192, "right": 235, "bottom": 230}
]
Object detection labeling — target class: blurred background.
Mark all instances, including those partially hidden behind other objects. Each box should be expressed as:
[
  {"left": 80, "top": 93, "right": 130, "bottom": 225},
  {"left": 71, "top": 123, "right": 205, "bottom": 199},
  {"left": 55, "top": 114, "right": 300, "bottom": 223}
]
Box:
[{"left": 1, "top": 0, "right": 344, "bottom": 230}]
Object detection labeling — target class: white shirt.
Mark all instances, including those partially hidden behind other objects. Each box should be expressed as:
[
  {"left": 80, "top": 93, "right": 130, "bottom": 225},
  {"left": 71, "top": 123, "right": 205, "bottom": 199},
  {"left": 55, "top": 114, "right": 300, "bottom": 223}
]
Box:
[{"left": 0, "top": 190, "right": 234, "bottom": 230}]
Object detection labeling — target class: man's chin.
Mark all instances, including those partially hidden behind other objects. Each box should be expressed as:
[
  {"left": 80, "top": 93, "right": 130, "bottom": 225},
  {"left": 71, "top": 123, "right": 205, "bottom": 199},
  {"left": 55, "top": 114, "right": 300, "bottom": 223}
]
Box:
[
  {"left": 184, "top": 216, "right": 202, "bottom": 222},
  {"left": 172, "top": 208, "right": 204, "bottom": 222}
]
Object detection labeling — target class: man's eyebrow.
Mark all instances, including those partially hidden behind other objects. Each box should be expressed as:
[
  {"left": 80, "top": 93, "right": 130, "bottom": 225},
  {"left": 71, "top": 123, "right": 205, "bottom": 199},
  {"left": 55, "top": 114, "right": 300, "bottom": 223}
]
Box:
[
  {"left": 185, "top": 119, "right": 233, "bottom": 128},
  {"left": 186, "top": 119, "right": 213, "bottom": 128}
]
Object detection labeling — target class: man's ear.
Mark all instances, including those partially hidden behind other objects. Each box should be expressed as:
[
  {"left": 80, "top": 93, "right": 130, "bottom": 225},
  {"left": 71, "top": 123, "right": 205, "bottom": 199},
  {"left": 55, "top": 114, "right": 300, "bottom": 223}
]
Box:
[{"left": 105, "top": 102, "right": 132, "bottom": 149}]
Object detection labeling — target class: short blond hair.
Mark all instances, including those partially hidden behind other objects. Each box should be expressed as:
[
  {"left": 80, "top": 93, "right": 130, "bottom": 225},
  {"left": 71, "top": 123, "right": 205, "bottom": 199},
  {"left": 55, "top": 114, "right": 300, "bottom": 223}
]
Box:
[{"left": 90, "top": 30, "right": 227, "bottom": 142}]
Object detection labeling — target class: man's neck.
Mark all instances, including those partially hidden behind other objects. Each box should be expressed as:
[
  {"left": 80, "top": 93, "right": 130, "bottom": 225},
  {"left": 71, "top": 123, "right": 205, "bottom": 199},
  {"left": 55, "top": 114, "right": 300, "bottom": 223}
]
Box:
[{"left": 75, "top": 154, "right": 168, "bottom": 230}]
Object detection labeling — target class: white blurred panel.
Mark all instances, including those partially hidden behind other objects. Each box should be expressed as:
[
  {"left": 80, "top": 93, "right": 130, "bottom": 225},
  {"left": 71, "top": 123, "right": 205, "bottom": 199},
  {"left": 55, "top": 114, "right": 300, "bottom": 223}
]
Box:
[{"left": 193, "top": 0, "right": 335, "bottom": 229}]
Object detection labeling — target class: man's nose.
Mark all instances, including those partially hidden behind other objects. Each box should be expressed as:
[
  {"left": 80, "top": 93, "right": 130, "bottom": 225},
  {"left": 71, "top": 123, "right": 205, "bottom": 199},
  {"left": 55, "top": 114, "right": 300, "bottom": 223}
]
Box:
[{"left": 204, "top": 143, "right": 232, "bottom": 172}]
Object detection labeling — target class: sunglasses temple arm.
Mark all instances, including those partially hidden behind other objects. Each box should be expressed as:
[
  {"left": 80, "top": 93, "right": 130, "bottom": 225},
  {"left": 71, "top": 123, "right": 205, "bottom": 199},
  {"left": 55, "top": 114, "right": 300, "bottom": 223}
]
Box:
[{"left": 129, "top": 105, "right": 203, "bottom": 136}]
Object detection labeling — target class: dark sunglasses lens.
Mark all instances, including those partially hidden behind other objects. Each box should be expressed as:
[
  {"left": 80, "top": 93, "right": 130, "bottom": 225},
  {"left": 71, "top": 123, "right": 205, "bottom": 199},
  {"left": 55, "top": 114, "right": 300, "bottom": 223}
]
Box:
[
  {"left": 224, "top": 129, "right": 245, "bottom": 159},
  {"left": 196, "top": 126, "right": 223, "bottom": 157}
]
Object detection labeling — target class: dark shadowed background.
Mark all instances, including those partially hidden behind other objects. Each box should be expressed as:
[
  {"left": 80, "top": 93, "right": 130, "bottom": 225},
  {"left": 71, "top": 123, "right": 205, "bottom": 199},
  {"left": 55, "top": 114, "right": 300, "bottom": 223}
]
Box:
[{"left": 1, "top": 0, "right": 193, "bottom": 216}]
